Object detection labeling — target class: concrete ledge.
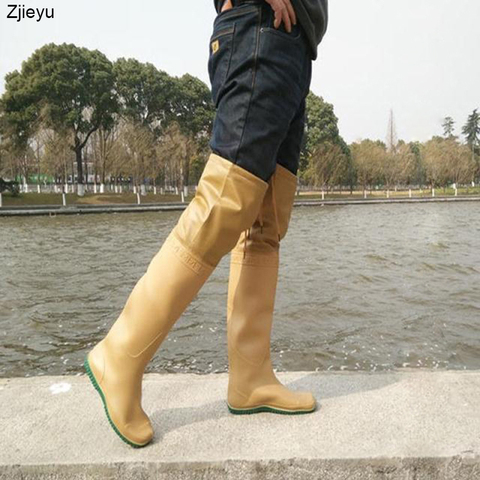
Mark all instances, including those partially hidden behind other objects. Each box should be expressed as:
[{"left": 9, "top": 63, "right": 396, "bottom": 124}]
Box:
[
  {"left": 1, "top": 195, "right": 480, "bottom": 216},
  {"left": 0, "top": 370, "right": 479, "bottom": 479}
]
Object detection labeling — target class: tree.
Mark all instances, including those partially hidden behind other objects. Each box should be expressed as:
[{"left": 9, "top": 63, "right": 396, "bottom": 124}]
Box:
[
  {"left": 306, "top": 141, "right": 348, "bottom": 190},
  {"left": 1, "top": 43, "right": 118, "bottom": 195},
  {"left": 121, "top": 121, "right": 156, "bottom": 191},
  {"left": 421, "top": 137, "right": 450, "bottom": 188},
  {"left": 156, "top": 122, "right": 192, "bottom": 191},
  {"left": 113, "top": 62, "right": 215, "bottom": 192},
  {"left": 90, "top": 125, "right": 118, "bottom": 188},
  {"left": 442, "top": 116, "right": 456, "bottom": 139},
  {"left": 440, "top": 137, "right": 475, "bottom": 186},
  {"left": 169, "top": 74, "right": 215, "bottom": 191},
  {"left": 462, "top": 109, "right": 480, "bottom": 183},
  {"left": 383, "top": 141, "right": 415, "bottom": 189},
  {"left": 114, "top": 59, "right": 174, "bottom": 190},
  {"left": 41, "top": 128, "right": 74, "bottom": 184},
  {"left": 350, "top": 140, "right": 385, "bottom": 191},
  {"left": 303, "top": 91, "right": 352, "bottom": 188},
  {"left": 303, "top": 92, "right": 340, "bottom": 162},
  {"left": 0, "top": 71, "right": 40, "bottom": 185},
  {"left": 408, "top": 141, "right": 427, "bottom": 186},
  {"left": 462, "top": 109, "right": 480, "bottom": 147},
  {"left": 113, "top": 58, "right": 174, "bottom": 135},
  {"left": 0, "top": 71, "right": 38, "bottom": 152}
]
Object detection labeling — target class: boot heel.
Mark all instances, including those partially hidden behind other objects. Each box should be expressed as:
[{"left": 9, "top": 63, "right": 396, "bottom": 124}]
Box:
[{"left": 83, "top": 355, "right": 150, "bottom": 448}]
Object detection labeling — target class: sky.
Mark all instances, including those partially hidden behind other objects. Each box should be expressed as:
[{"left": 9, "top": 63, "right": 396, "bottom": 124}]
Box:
[{"left": 0, "top": 0, "right": 479, "bottom": 144}]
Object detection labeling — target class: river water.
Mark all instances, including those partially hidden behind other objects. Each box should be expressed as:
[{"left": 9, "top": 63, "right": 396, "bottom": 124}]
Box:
[{"left": 1, "top": 202, "right": 479, "bottom": 378}]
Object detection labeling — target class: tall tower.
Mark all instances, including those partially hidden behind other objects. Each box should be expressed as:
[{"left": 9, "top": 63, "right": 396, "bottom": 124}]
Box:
[{"left": 386, "top": 109, "right": 398, "bottom": 154}]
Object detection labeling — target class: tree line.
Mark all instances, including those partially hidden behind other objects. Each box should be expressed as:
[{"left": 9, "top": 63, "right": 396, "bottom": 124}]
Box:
[
  {"left": 309, "top": 110, "right": 480, "bottom": 193},
  {"left": 0, "top": 42, "right": 478, "bottom": 196}
]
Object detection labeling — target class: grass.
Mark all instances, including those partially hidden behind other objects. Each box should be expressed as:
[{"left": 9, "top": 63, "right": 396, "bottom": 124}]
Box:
[
  {"left": 1, "top": 191, "right": 194, "bottom": 207},
  {"left": 1, "top": 186, "right": 480, "bottom": 207},
  {"left": 298, "top": 186, "right": 480, "bottom": 200}
]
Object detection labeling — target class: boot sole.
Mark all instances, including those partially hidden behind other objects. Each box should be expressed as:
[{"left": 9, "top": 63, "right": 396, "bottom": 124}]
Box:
[
  {"left": 227, "top": 402, "right": 317, "bottom": 415},
  {"left": 83, "top": 355, "right": 151, "bottom": 448}
]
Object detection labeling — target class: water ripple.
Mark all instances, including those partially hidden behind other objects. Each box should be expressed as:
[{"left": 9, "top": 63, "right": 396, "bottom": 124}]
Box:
[{"left": 1, "top": 202, "right": 479, "bottom": 377}]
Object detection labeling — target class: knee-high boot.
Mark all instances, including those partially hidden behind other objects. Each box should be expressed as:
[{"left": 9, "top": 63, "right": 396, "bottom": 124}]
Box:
[
  {"left": 226, "top": 163, "right": 316, "bottom": 414},
  {"left": 84, "top": 153, "right": 269, "bottom": 447}
]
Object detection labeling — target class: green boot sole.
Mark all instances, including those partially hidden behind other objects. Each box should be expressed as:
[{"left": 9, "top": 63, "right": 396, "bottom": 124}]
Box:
[{"left": 227, "top": 401, "right": 316, "bottom": 415}]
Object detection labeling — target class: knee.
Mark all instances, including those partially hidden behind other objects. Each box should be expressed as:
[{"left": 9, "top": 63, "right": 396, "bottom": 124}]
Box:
[
  {"left": 172, "top": 153, "right": 269, "bottom": 267},
  {"left": 233, "top": 162, "right": 298, "bottom": 254}
]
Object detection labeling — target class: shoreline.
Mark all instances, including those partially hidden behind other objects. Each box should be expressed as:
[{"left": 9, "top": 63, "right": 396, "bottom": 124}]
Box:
[{"left": 1, "top": 194, "right": 480, "bottom": 217}]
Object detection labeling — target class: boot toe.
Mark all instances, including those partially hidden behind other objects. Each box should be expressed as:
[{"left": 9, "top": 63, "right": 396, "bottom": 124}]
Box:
[
  {"left": 85, "top": 346, "right": 154, "bottom": 447},
  {"left": 123, "top": 419, "right": 154, "bottom": 446},
  {"left": 296, "top": 391, "right": 316, "bottom": 411}
]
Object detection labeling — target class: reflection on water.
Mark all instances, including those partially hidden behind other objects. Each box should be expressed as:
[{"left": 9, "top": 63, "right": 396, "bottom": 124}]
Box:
[{"left": 1, "top": 202, "right": 479, "bottom": 378}]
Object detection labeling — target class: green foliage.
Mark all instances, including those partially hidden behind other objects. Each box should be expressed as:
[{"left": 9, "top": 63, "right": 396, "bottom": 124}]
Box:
[
  {"left": 350, "top": 139, "right": 386, "bottom": 188},
  {"left": 462, "top": 109, "right": 480, "bottom": 147},
  {"left": 301, "top": 91, "right": 352, "bottom": 186},
  {"left": 20, "top": 43, "right": 118, "bottom": 139},
  {"left": 421, "top": 136, "right": 475, "bottom": 187},
  {"left": 303, "top": 91, "right": 339, "bottom": 156},
  {"left": 305, "top": 140, "right": 349, "bottom": 189},
  {"left": 1, "top": 70, "right": 39, "bottom": 150},
  {"left": 0, "top": 43, "right": 118, "bottom": 191},
  {"left": 442, "top": 116, "right": 456, "bottom": 139},
  {"left": 408, "top": 141, "right": 427, "bottom": 186},
  {"left": 114, "top": 58, "right": 173, "bottom": 134},
  {"left": 169, "top": 74, "right": 215, "bottom": 139}
]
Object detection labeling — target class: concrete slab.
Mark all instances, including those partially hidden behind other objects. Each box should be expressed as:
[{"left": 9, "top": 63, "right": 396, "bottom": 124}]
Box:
[{"left": 0, "top": 370, "right": 479, "bottom": 479}]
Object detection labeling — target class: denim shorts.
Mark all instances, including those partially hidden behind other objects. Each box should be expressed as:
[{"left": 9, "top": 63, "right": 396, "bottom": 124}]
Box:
[{"left": 207, "top": 0, "right": 313, "bottom": 182}]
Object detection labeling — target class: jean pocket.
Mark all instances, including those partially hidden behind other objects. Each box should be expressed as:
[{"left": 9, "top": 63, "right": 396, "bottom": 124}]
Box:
[
  {"left": 261, "top": 11, "right": 302, "bottom": 42},
  {"left": 214, "top": 4, "right": 259, "bottom": 24},
  {"left": 208, "top": 26, "right": 235, "bottom": 107}
]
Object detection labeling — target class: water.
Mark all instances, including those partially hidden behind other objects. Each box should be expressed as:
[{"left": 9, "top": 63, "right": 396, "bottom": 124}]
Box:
[{"left": 1, "top": 202, "right": 479, "bottom": 378}]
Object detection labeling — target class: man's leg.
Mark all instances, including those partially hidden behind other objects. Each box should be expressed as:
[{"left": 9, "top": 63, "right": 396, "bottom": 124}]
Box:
[
  {"left": 226, "top": 97, "right": 315, "bottom": 414},
  {"left": 84, "top": 153, "right": 269, "bottom": 447},
  {"left": 83, "top": 1, "right": 312, "bottom": 449},
  {"left": 84, "top": 2, "right": 298, "bottom": 447},
  {"left": 208, "top": 1, "right": 315, "bottom": 413}
]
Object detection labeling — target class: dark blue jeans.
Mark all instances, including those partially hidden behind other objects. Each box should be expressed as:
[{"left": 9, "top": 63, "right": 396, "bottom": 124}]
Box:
[{"left": 208, "top": 0, "right": 313, "bottom": 182}]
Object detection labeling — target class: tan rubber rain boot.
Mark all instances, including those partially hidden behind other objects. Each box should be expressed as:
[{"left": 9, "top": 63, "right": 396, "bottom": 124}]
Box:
[
  {"left": 84, "top": 153, "right": 269, "bottom": 447},
  {"left": 226, "top": 163, "right": 316, "bottom": 415}
]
